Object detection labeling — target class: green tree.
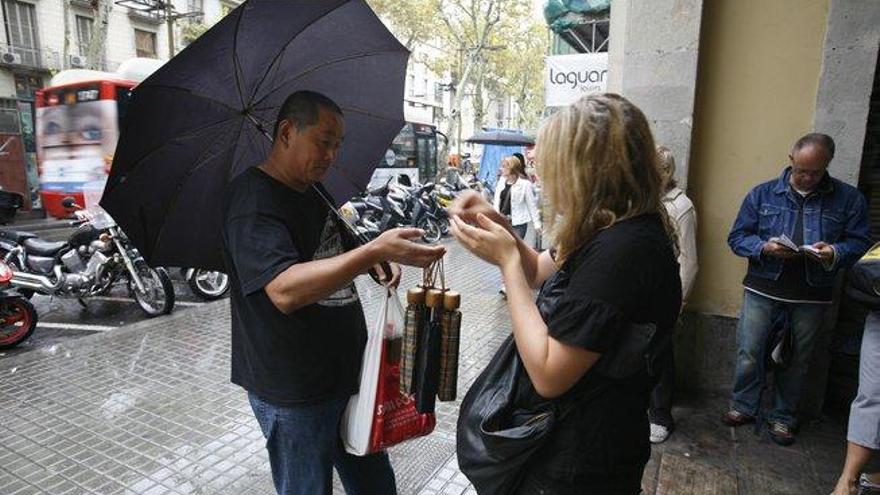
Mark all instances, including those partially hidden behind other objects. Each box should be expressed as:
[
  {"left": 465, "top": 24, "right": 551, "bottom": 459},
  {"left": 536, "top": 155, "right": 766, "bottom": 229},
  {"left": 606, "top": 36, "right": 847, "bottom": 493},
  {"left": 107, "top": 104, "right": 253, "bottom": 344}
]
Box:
[
  {"left": 484, "top": 20, "right": 548, "bottom": 130},
  {"left": 181, "top": 22, "right": 210, "bottom": 46},
  {"left": 365, "top": 0, "right": 440, "bottom": 51},
  {"left": 369, "top": 0, "right": 541, "bottom": 150}
]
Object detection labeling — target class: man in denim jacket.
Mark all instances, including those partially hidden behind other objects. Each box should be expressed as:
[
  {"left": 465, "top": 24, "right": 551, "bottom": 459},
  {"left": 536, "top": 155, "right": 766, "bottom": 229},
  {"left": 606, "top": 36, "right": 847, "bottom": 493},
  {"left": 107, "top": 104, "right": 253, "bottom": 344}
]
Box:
[{"left": 723, "top": 133, "right": 871, "bottom": 446}]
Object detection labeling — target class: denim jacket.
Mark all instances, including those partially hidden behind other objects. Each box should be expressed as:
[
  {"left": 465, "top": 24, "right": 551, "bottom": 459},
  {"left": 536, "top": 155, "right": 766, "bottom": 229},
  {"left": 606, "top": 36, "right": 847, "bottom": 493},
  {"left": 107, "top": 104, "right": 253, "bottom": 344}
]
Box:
[{"left": 728, "top": 167, "right": 871, "bottom": 288}]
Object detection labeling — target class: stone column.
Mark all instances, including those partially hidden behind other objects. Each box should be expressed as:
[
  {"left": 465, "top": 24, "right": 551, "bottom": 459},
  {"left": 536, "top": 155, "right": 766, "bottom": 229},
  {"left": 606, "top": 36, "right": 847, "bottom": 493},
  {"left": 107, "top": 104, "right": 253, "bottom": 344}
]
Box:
[
  {"left": 812, "top": 0, "right": 880, "bottom": 186},
  {"left": 607, "top": 0, "right": 704, "bottom": 190}
]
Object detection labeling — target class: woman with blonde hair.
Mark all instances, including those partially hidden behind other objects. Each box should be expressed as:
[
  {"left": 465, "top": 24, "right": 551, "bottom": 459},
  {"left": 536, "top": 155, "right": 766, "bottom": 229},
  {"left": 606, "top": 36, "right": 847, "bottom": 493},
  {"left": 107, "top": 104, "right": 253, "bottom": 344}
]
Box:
[
  {"left": 493, "top": 155, "right": 541, "bottom": 242},
  {"left": 451, "top": 93, "right": 681, "bottom": 493}
]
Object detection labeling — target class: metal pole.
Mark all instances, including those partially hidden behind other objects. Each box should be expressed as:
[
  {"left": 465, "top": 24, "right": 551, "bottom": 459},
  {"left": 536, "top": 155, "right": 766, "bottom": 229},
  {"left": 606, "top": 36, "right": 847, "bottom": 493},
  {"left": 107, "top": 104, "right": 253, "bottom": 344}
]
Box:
[
  {"left": 165, "top": 1, "right": 175, "bottom": 58},
  {"left": 456, "top": 48, "right": 462, "bottom": 154}
]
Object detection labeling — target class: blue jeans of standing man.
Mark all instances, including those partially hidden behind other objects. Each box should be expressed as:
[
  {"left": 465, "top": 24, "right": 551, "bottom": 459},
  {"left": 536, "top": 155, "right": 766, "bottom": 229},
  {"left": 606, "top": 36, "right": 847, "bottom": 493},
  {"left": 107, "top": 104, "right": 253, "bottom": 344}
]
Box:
[
  {"left": 248, "top": 393, "right": 397, "bottom": 495},
  {"left": 730, "top": 290, "right": 828, "bottom": 427}
]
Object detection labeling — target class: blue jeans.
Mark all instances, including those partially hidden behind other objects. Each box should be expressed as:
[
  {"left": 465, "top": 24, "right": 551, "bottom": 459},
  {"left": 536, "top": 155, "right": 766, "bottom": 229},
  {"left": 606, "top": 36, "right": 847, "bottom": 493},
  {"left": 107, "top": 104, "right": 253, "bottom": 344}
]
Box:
[
  {"left": 730, "top": 290, "right": 827, "bottom": 427},
  {"left": 248, "top": 393, "right": 397, "bottom": 495}
]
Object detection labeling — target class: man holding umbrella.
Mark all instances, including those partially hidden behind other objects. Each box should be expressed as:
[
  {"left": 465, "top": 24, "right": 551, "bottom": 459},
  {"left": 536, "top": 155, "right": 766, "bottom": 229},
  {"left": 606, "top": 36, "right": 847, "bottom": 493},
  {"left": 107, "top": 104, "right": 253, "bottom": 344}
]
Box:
[{"left": 223, "top": 91, "right": 445, "bottom": 494}]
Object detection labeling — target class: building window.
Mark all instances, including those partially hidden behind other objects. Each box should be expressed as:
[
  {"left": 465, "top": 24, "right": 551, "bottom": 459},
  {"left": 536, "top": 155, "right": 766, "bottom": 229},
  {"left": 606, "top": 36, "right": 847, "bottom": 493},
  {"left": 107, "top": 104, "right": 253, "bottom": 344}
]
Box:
[
  {"left": 408, "top": 74, "right": 415, "bottom": 97},
  {"left": 134, "top": 29, "right": 157, "bottom": 58},
  {"left": 0, "top": 98, "right": 20, "bottom": 133},
  {"left": 1, "top": 0, "right": 40, "bottom": 66},
  {"left": 13, "top": 72, "right": 40, "bottom": 99},
  {"left": 75, "top": 15, "right": 93, "bottom": 56}
]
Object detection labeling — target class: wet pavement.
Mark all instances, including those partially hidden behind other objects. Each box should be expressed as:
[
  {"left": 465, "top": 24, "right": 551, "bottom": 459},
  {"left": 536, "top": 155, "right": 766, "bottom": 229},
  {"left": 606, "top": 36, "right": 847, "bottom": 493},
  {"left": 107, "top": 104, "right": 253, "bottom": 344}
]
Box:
[
  {"left": 1, "top": 273, "right": 216, "bottom": 359},
  {"left": 0, "top": 240, "right": 869, "bottom": 494}
]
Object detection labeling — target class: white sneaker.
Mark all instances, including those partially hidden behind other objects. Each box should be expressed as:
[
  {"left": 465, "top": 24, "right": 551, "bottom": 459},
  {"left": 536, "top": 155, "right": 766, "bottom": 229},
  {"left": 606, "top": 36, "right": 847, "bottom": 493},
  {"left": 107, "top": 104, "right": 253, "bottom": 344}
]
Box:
[{"left": 649, "top": 423, "right": 670, "bottom": 444}]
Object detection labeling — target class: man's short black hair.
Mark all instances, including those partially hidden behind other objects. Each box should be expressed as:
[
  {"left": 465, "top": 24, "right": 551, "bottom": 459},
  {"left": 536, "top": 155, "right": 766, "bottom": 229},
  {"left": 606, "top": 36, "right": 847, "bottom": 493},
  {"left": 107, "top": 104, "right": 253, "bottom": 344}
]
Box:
[
  {"left": 792, "top": 132, "right": 835, "bottom": 161},
  {"left": 273, "top": 90, "right": 343, "bottom": 138}
]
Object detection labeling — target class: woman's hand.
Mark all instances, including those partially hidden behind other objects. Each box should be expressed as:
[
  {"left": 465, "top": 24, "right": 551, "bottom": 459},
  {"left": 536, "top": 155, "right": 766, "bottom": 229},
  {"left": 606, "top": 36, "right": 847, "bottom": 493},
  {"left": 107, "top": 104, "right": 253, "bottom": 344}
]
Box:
[
  {"left": 449, "top": 191, "right": 511, "bottom": 230},
  {"left": 451, "top": 213, "right": 520, "bottom": 269}
]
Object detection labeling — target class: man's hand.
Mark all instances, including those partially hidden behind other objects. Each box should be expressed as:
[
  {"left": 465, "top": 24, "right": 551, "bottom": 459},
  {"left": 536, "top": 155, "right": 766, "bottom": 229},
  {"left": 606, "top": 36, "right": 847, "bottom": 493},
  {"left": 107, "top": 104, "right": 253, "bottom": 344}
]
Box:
[
  {"left": 762, "top": 241, "right": 798, "bottom": 259},
  {"left": 449, "top": 191, "right": 510, "bottom": 229},
  {"left": 810, "top": 241, "right": 835, "bottom": 264},
  {"left": 371, "top": 262, "right": 402, "bottom": 288},
  {"left": 370, "top": 228, "right": 446, "bottom": 268}
]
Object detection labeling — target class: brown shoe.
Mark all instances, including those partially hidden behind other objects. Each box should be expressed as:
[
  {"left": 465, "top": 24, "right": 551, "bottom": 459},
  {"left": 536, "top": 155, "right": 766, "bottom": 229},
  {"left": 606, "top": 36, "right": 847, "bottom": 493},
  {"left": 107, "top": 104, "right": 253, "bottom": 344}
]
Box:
[
  {"left": 768, "top": 421, "right": 795, "bottom": 446},
  {"left": 721, "top": 409, "right": 755, "bottom": 427}
]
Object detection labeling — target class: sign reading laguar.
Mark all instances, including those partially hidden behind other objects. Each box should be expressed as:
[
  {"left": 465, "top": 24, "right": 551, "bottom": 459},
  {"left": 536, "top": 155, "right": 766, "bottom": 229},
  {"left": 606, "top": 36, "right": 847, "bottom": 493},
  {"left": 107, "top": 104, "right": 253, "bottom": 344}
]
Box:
[{"left": 545, "top": 53, "right": 609, "bottom": 107}]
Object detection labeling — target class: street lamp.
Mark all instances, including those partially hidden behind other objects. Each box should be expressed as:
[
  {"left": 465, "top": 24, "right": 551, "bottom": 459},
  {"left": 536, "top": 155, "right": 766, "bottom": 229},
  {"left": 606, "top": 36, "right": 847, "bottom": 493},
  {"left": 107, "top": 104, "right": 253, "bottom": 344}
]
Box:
[{"left": 115, "top": 0, "right": 202, "bottom": 58}]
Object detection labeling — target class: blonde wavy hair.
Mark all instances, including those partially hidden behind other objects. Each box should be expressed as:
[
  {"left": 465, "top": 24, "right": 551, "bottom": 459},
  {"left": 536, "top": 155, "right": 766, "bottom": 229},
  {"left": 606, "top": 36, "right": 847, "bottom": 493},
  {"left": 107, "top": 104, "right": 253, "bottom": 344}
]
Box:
[
  {"left": 537, "top": 93, "right": 675, "bottom": 263},
  {"left": 501, "top": 155, "right": 526, "bottom": 179}
]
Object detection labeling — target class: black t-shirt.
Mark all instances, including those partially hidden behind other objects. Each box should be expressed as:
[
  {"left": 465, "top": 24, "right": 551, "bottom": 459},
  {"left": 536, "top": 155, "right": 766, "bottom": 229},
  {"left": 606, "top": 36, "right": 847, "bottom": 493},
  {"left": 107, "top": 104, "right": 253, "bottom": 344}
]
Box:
[
  {"left": 743, "top": 190, "right": 832, "bottom": 302},
  {"left": 221, "top": 167, "right": 367, "bottom": 405},
  {"left": 499, "top": 181, "right": 513, "bottom": 216},
  {"left": 525, "top": 214, "right": 682, "bottom": 484}
]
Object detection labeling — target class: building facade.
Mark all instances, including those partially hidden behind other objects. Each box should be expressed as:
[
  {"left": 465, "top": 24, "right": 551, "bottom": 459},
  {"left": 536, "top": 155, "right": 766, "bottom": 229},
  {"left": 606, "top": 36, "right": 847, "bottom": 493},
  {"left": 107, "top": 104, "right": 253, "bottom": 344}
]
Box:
[
  {"left": 0, "top": 0, "right": 237, "bottom": 212},
  {"left": 606, "top": 0, "right": 880, "bottom": 414}
]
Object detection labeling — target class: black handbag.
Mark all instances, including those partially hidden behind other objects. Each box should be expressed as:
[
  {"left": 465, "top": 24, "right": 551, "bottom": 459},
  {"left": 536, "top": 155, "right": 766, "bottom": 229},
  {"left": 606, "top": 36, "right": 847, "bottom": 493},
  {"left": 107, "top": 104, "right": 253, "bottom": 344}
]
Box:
[
  {"left": 847, "top": 242, "right": 880, "bottom": 310},
  {"left": 456, "top": 321, "right": 664, "bottom": 495},
  {"left": 456, "top": 335, "right": 559, "bottom": 495}
]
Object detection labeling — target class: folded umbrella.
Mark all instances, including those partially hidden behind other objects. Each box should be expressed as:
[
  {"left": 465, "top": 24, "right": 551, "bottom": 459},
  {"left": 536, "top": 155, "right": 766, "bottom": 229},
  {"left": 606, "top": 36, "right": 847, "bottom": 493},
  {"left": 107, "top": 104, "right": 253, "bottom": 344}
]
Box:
[{"left": 101, "top": 0, "right": 409, "bottom": 270}]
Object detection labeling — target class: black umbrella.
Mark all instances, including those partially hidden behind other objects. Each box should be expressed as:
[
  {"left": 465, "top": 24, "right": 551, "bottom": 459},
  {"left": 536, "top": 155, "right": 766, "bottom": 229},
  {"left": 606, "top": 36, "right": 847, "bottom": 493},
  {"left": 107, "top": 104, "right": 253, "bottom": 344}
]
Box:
[
  {"left": 101, "top": 0, "right": 409, "bottom": 271},
  {"left": 465, "top": 130, "right": 535, "bottom": 146}
]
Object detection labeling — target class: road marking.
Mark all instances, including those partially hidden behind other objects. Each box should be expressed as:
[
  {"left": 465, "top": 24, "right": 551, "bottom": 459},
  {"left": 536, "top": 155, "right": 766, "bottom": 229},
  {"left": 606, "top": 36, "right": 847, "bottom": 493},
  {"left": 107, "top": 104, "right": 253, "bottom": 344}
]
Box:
[
  {"left": 38, "top": 322, "right": 116, "bottom": 332},
  {"left": 89, "top": 296, "right": 204, "bottom": 307}
]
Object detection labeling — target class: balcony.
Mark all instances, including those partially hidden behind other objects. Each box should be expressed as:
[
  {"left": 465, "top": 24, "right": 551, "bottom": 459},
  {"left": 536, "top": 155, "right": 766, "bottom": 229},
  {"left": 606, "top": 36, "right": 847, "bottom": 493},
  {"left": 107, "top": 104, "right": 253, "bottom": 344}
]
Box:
[
  {"left": 127, "top": 8, "right": 163, "bottom": 25},
  {"left": 0, "top": 43, "right": 61, "bottom": 72}
]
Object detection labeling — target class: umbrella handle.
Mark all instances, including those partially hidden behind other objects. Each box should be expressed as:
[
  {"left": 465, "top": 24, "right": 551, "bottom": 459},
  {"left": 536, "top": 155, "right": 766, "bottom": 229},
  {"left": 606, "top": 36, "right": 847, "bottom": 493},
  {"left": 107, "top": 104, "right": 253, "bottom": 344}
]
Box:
[{"left": 368, "top": 261, "right": 393, "bottom": 286}]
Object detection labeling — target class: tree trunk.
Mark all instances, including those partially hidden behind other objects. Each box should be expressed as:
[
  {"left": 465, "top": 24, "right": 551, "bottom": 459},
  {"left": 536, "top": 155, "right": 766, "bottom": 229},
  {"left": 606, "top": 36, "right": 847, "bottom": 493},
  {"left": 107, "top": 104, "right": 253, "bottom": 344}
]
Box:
[
  {"left": 62, "top": 0, "right": 72, "bottom": 68},
  {"left": 472, "top": 59, "right": 486, "bottom": 132},
  {"left": 85, "top": 0, "right": 112, "bottom": 71},
  {"left": 446, "top": 49, "right": 479, "bottom": 152}
]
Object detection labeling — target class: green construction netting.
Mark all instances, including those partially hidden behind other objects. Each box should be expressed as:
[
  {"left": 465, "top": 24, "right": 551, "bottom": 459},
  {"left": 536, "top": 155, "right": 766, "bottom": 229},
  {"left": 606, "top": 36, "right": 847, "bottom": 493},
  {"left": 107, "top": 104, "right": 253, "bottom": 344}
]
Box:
[{"left": 544, "top": 0, "right": 610, "bottom": 26}]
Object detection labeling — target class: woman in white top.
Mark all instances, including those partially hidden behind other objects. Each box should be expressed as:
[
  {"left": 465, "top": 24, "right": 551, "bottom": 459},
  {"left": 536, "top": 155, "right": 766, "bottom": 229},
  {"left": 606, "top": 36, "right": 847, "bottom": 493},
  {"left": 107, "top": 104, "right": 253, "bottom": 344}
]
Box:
[
  {"left": 493, "top": 156, "right": 541, "bottom": 241},
  {"left": 649, "top": 146, "right": 699, "bottom": 444}
]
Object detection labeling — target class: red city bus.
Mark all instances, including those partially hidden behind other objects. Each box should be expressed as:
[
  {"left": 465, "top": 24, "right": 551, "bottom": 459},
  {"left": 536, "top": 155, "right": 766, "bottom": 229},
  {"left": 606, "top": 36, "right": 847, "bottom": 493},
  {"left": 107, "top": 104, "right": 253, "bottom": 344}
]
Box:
[{"left": 34, "top": 77, "right": 135, "bottom": 218}]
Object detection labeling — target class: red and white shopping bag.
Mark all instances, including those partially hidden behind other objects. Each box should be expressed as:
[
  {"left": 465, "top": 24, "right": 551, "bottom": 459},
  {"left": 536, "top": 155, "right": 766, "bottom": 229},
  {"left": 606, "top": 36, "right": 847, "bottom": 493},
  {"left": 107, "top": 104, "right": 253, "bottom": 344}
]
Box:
[{"left": 342, "top": 289, "right": 435, "bottom": 455}]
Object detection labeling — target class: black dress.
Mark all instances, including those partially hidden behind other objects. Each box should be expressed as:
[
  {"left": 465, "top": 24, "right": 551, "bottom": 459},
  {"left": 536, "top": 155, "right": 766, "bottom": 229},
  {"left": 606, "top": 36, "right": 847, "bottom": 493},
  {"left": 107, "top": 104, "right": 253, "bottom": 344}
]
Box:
[{"left": 516, "top": 214, "right": 682, "bottom": 494}]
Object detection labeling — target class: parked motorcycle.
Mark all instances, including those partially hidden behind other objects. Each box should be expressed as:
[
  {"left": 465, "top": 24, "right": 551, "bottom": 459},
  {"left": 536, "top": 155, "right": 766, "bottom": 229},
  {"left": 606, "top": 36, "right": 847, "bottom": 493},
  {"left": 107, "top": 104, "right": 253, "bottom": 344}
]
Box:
[
  {"left": 182, "top": 268, "right": 229, "bottom": 301},
  {"left": 0, "top": 198, "right": 175, "bottom": 317},
  {"left": 0, "top": 260, "right": 37, "bottom": 349},
  {"left": 354, "top": 178, "right": 441, "bottom": 243}
]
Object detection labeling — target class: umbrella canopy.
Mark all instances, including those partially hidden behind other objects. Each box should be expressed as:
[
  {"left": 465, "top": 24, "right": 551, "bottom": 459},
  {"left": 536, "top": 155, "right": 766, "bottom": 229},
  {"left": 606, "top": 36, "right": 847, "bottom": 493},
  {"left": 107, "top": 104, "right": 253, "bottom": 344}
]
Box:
[
  {"left": 466, "top": 129, "right": 535, "bottom": 146},
  {"left": 101, "top": 0, "right": 409, "bottom": 271}
]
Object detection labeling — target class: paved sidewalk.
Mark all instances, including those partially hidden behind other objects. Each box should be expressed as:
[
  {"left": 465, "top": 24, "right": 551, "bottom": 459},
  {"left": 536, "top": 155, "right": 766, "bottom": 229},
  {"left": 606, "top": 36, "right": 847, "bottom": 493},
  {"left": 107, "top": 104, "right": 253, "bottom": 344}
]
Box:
[{"left": 0, "top": 241, "right": 867, "bottom": 494}]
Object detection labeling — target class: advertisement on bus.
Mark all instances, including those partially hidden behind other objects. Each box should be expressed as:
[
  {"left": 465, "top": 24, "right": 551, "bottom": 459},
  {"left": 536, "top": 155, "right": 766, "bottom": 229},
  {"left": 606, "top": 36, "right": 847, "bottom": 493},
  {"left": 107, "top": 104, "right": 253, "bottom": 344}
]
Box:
[{"left": 35, "top": 81, "right": 132, "bottom": 218}]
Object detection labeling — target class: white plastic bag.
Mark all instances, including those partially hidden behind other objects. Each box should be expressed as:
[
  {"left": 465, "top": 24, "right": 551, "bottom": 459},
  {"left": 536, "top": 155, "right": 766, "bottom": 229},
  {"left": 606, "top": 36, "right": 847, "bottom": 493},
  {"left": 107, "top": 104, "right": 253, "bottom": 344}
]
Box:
[{"left": 341, "top": 288, "right": 405, "bottom": 455}]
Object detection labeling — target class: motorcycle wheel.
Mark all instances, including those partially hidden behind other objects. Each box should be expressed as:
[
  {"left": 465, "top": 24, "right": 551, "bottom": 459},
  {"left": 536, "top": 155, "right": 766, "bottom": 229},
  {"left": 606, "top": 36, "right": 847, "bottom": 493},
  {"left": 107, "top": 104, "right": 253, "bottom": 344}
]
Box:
[
  {"left": 188, "top": 269, "right": 229, "bottom": 301},
  {"left": 438, "top": 217, "right": 450, "bottom": 236},
  {"left": 419, "top": 218, "right": 442, "bottom": 243},
  {"left": 130, "top": 264, "right": 175, "bottom": 317},
  {"left": 0, "top": 249, "right": 33, "bottom": 300},
  {"left": 0, "top": 296, "right": 37, "bottom": 349}
]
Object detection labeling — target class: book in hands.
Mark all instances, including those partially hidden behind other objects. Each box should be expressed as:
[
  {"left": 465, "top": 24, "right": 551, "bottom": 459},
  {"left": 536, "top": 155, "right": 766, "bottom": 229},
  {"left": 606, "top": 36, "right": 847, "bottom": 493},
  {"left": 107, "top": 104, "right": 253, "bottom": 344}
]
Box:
[{"left": 769, "top": 234, "right": 824, "bottom": 261}]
